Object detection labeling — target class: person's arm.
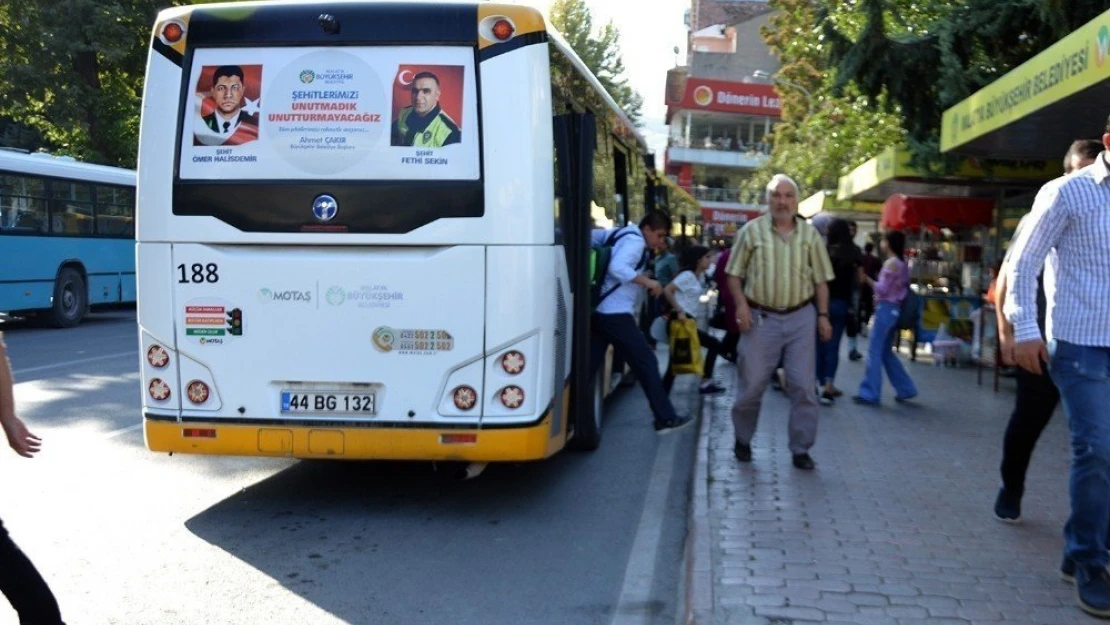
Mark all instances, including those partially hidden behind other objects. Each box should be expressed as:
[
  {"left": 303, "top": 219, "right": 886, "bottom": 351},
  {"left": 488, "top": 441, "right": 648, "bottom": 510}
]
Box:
[
  {"left": 0, "top": 337, "right": 42, "bottom": 458},
  {"left": 994, "top": 264, "right": 1015, "bottom": 365},
  {"left": 1004, "top": 182, "right": 1069, "bottom": 374},
  {"left": 663, "top": 281, "right": 685, "bottom": 319},
  {"left": 609, "top": 234, "right": 661, "bottom": 296},
  {"left": 811, "top": 239, "right": 835, "bottom": 341},
  {"left": 871, "top": 261, "right": 897, "bottom": 300},
  {"left": 725, "top": 229, "right": 753, "bottom": 331}
]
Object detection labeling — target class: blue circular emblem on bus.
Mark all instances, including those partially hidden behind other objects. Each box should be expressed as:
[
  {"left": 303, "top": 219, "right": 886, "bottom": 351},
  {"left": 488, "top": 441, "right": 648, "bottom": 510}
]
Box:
[{"left": 312, "top": 194, "right": 338, "bottom": 222}]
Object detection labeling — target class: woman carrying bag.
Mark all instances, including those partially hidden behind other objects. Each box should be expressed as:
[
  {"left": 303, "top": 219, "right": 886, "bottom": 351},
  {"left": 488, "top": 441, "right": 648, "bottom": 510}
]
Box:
[{"left": 662, "top": 245, "right": 726, "bottom": 395}]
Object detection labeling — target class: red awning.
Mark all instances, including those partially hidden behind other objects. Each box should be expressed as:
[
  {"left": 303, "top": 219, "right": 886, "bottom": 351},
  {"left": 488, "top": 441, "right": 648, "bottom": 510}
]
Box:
[{"left": 880, "top": 194, "right": 995, "bottom": 231}]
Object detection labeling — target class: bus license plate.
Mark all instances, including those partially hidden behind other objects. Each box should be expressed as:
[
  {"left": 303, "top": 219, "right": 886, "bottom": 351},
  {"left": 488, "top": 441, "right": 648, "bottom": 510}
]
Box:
[{"left": 281, "top": 392, "right": 376, "bottom": 414}]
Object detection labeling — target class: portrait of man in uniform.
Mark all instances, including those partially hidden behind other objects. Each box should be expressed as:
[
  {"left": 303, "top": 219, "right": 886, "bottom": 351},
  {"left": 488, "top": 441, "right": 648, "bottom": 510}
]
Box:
[{"left": 390, "top": 68, "right": 463, "bottom": 148}]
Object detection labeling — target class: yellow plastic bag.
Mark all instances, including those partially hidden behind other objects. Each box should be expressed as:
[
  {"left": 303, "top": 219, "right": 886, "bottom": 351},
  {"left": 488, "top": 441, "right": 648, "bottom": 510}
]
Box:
[{"left": 669, "top": 318, "right": 703, "bottom": 376}]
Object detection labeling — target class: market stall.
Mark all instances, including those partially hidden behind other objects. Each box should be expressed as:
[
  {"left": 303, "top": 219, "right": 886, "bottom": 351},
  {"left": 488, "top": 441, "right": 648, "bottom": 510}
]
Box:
[{"left": 882, "top": 194, "right": 996, "bottom": 346}]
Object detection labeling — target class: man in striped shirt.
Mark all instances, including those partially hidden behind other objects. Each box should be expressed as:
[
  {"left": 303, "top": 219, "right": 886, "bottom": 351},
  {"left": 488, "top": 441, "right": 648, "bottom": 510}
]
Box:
[
  {"left": 725, "top": 174, "right": 835, "bottom": 470},
  {"left": 1004, "top": 123, "right": 1110, "bottom": 618}
]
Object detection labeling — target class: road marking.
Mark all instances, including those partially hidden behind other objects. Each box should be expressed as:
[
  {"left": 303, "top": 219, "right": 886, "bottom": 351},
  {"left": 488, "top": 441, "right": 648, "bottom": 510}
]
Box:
[
  {"left": 12, "top": 352, "right": 134, "bottom": 376},
  {"left": 103, "top": 423, "right": 142, "bottom": 440},
  {"left": 610, "top": 432, "right": 679, "bottom": 625}
]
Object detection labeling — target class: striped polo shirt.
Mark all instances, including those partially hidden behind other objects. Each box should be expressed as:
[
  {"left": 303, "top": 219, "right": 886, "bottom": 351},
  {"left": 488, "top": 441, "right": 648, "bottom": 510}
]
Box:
[{"left": 725, "top": 214, "right": 835, "bottom": 310}]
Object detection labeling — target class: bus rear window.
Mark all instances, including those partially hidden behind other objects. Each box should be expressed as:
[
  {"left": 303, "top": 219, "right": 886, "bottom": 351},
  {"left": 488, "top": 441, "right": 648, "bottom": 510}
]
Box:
[{"left": 178, "top": 46, "right": 479, "bottom": 182}]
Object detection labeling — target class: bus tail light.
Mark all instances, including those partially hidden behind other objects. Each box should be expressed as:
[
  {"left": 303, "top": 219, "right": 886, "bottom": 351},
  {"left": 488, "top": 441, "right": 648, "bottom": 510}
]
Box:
[
  {"left": 499, "top": 386, "right": 525, "bottom": 410},
  {"left": 183, "top": 428, "right": 216, "bottom": 438},
  {"left": 501, "top": 350, "right": 525, "bottom": 375},
  {"left": 453, "top": 385, "right": 478, "bottom": 411},
  {"left": 159, "top": 20, "right": 186, "bottom": 45},
  {"left": 149, "top": 378, "right": 171, "bottom": 401},
  {"left": 146, "top": 345, "right": 170, "bottom": 368},
  {"left": 186, "top": 380, "right": 210, "bottom": 405},
  {"left": 492, "top": 19, "right": 515, "bottom": 41}
]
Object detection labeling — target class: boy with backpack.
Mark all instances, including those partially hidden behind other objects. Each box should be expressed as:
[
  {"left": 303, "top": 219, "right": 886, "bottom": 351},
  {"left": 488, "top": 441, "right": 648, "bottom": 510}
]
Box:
[{"left": 589, "top": 212, "right": 692, "bottom": 433}]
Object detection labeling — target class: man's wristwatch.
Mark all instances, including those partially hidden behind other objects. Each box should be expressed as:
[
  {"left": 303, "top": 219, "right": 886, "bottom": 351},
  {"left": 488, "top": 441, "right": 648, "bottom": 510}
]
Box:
[{"left": 817, "top": 312, "right": 829, "bottom": 317}]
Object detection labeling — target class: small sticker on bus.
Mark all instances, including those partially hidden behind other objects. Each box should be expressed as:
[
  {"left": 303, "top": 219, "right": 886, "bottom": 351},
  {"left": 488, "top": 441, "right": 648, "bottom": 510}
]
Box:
[
  {"left": 372, "top": 327, "right": 453, "bottom": 355},
  {"left": 183, "top": 300, "right": 243, "bottom": 343}
]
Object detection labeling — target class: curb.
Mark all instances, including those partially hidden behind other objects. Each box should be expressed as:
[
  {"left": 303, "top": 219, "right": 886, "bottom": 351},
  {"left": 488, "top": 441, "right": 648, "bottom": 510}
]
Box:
[{"left": 683, "top": 394, "right": 713, "bottom": 624}]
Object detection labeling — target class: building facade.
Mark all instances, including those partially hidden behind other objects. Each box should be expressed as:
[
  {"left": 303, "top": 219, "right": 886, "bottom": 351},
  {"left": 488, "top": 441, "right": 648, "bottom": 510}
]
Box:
[{"left": 664, "top": 0, "right": 780, "bottom": 242}]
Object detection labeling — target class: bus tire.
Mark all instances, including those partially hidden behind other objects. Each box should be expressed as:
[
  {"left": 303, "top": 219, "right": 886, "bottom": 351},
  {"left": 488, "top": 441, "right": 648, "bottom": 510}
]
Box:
[
  {"left": 570, "top": 368, "right": 605, "bottom": 451},
  {"left": 49, "top": 267, "right": 86, "bottom": 328}
]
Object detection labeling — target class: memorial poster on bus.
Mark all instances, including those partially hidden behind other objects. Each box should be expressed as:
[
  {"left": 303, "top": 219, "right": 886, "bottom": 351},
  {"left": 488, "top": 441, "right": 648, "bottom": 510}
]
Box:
[{"left": 178, "top": 46, "right": 479, "bottom": 181}]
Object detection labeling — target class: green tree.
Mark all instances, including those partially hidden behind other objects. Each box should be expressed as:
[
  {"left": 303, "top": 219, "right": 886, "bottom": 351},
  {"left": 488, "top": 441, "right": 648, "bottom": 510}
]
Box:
[
  {"left": 549, "top": 0, "right": 643, "bottom": 125},
  {"left": 740, "top": 0, "right": 907, "bottom": 197},
  {"left": 0, "top": 0, "right": 190, "bottom": 166},
  {"left": 821, "top": 0, "right": 1108, "bottom": 163}
]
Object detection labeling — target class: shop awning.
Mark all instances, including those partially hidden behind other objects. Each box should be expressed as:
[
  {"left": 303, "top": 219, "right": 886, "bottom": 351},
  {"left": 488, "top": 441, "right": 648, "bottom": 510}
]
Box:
[
  {"left": 798, "top": 190, "right": 882, "bottom": 219},
  {"left": 881, "top": 194, "right": 995, "bottom": 231},
  {"left": 837, "top": 146, "right": 1059, "bottom": 202},
  {"left": 940, "top": 9, "right": 1110, "bottom": 159}
]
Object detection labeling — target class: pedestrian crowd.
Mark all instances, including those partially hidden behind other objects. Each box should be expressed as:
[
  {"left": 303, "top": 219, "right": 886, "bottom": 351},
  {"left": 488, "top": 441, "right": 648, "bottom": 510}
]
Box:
[{"left": 585, "top": 124, "right": 1110, "bottom": 620}]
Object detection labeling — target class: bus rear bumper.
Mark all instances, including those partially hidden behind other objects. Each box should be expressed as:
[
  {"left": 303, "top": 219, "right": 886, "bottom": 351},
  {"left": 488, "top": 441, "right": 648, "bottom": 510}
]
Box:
[{"left": 143, "top": 415, "right": 566, "bottom": 462}]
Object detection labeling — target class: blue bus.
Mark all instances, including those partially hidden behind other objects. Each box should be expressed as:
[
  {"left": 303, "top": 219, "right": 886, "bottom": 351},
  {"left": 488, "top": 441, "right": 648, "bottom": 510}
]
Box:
[{"left": 0, "top": 149, "right": 136, "bottom": 327}]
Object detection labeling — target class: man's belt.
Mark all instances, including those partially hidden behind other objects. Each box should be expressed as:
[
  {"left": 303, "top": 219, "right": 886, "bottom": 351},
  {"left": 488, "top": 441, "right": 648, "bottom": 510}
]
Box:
[{"left": 748, "top": 299, "right": 813, "bottom": 315}]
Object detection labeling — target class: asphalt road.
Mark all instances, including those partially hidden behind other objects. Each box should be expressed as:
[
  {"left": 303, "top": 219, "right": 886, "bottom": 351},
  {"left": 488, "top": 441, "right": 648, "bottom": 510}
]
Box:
[{"left": 0, "top": 310, "right": 695, "bottom": 625}]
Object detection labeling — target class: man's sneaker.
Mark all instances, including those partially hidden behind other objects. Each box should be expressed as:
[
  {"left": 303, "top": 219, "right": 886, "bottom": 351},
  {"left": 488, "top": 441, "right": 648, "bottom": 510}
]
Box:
[
  {"left": 993, "top": 487, "right": 1022, "bottom": 523},
  {"left": 792, "top": 453, "right": 816, "bottom": 470},
  {"left": 1075, "top": 564, "right": 1110, "bottom": 618},
  {"left": 698, "top": 382, "right": 726, "bottom": 395},
  {"left": 654, "top": 416, "right": 693, "bottom": 434},
  {"left": 818, "top": 391, "right": 834, "bottom": 406},
  {"left": 1062, "top": 556, "right": 1077, "bottom": 584},
  {"left": 848, "top": 349, "right": 863, "bottom": 361},
  {"left": 734, "top": 441, "right": 752, "bottom": 462}
]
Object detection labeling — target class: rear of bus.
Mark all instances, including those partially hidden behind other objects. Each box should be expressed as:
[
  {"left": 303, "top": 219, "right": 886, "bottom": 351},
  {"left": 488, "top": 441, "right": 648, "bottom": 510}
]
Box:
[{"left": 137, "top": 2, "right": 574, "bottom": 461}]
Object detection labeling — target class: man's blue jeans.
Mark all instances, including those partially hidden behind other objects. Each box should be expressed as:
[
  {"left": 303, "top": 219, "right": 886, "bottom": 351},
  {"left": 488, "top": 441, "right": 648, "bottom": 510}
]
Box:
[
  {"left": 856, "top": 301, "right": 917, "bottom": 403},
  {"left": 1051, "top": 340, "right": 1110, "bottom": 567}
]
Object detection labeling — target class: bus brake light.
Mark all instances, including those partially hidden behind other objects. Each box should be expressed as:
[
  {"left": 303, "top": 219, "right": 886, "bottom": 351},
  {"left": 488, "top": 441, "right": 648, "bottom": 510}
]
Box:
[
  {"left": 183, "top": 428, "right": 216, "bottom": 438},
  {"left": 186, "top": 380, "right": 210, "bottom": 404},
  {"left": 492, "top": 19, "right": 514, "bottom": 41},
  {"left": 453, "top": 385, "right": 477, "bottom": 411},
  {"left": 500, "top": 386, "right": 524, "bottom": 410},
  {"left": 501, "top": 350, "right": 525, "bottom": 375},
  {"left": 146, "top": 345, "right": 169, "bottom": 368},
  {"left": 148, "top": 378, "right": 171, "bottom": 401}
]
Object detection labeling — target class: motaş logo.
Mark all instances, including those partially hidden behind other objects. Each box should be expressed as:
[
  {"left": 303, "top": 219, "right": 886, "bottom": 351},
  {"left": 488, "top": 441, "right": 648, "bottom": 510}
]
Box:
[
  {"left": 1098, "top": 25, "right": 1110, "bottom": 67},
  {"left": 258, "top": 288, "right": 312, "bottom": 303}
]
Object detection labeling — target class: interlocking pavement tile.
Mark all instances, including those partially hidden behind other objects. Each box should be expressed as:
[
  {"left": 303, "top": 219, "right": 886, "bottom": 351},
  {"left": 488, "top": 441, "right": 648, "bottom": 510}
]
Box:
[{"left": 694, "top": 337, "right": 1087, "bottom": 625}]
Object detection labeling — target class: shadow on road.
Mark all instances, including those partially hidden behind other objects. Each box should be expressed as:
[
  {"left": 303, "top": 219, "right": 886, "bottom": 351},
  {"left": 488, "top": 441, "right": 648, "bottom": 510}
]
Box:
[{"left": 185, "top": 454, "right": 630, "bottom": 625}]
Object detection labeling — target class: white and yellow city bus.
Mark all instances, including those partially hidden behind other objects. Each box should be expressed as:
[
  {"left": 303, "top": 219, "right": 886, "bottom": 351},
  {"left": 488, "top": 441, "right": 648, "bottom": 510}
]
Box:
[{"left": 137, "top": 0, "right": 665, "bottom": 463}]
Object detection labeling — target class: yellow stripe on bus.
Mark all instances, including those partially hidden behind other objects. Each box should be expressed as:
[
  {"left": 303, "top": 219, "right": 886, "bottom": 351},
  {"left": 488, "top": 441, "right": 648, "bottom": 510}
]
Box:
[{"left": 146, "top": 410, "right": 567, "bottom": 462}]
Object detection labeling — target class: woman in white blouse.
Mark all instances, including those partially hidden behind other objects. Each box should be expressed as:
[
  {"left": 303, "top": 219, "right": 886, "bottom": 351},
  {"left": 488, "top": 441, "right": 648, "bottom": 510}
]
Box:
[{"left": 662, "top": 245, "right": 726, "bottom": 395}]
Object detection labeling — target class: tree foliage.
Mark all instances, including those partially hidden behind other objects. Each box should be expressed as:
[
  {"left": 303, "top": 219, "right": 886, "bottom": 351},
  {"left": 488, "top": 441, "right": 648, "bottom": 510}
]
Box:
[
  {"left": 747, "top": 0, "right": 1110, "bottom": 196},
  {"left": 821, "top": 0, "right": 1109, "bottom": 161},
  {"left": 549, "top": 0, "right": 643, "bottom": 125},
  {"left": 0, "top": 0, "right": 182, "bottom": 166}
]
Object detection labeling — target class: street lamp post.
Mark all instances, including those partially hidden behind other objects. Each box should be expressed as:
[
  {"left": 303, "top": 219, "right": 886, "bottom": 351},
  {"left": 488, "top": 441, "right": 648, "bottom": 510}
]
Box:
[{"left": 753, "top": 70, "right": 814, "bottom": 118}]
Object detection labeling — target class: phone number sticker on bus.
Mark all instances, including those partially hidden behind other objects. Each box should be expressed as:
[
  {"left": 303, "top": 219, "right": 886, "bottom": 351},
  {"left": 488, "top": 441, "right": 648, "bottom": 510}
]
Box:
[
  {"left": 178, "top": 47, "right": 479, "bottom": 182},
  {"left": 372, "top": 327, "right": 453, "bottom": 354}
]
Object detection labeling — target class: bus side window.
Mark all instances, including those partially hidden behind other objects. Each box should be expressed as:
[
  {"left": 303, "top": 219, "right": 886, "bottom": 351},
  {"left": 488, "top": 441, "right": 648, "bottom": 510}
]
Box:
[
  {"left": 49, "top": 181, "right": 94, "bottom": 235},
  {"left": 0, "top": 174, "right": 48, "bottom": 232}
]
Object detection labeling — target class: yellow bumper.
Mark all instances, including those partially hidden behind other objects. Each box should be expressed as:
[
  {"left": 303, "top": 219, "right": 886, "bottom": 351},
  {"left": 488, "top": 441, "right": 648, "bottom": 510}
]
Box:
[{"left": 144, "top": 416, "right": 566, "bottom": 462}]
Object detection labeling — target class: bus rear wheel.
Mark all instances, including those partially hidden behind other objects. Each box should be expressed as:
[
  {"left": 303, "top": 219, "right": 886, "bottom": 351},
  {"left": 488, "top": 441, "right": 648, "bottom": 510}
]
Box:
[
  {"left": 570, "top": 368, "right": 605, "bottom": 451},
  {"left": 49, "top": 268, "right": 86, "bottom": 328}
]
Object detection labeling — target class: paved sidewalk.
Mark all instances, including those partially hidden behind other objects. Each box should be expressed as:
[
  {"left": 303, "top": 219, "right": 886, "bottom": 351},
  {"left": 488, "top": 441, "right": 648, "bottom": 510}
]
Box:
[{"left": 683, "top": 343, "right": 1085, "bottom": 624}]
